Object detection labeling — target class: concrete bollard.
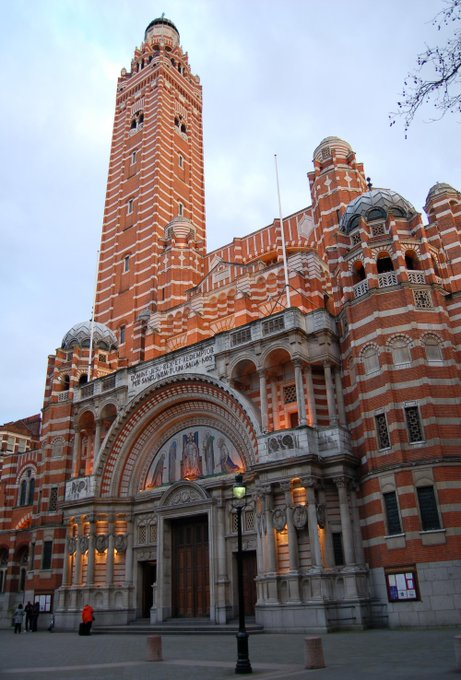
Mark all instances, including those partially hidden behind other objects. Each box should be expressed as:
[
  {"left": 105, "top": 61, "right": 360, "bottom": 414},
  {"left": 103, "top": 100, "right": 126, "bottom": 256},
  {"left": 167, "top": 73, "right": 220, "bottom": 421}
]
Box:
[
  {"left": 454, "top": 635, "right": 461, "bottom": 671},
  {"left": 304, "top": 636, "right": 326, "bottom": 669},
  {"left": 147, "top": 635, "right": 163, "bottom": 661}
]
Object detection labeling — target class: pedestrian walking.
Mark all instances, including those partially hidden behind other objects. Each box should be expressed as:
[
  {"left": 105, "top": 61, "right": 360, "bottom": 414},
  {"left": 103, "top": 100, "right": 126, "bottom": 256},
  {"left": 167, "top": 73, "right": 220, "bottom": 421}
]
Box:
[{"left": 79, "top": 604, "right": 94, "bottom": 636}]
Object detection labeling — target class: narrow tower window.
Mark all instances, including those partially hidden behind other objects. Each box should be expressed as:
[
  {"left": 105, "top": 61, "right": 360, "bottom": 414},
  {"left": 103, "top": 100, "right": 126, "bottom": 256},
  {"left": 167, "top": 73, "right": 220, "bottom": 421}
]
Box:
[
  {"left": 417, "top": 486, "right": 441, "bottom": 531},
  {"left": 42, "top": 541, "right": 53, "bottom": 570},
  {"left": 383, "top": 491, "right": 402, "bottom": 535},
  {"left": 405, "top": 405, "right": 424, "bottom": 443},
  {"left": 375, "top": 413, "right": 391, "bottom": 450}
]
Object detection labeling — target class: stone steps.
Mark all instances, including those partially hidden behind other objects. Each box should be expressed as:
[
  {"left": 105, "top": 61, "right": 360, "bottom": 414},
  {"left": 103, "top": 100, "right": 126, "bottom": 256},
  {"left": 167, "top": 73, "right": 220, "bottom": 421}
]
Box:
[{"left": 94, "top": 618, "right": 264, "bottom": 635}]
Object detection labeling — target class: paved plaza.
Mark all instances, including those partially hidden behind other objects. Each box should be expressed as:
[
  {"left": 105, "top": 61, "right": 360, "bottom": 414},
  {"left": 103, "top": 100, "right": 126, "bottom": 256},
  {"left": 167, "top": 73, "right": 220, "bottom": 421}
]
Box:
[{"left": 0, "top": 627, "right": 460, "bottom": 679}]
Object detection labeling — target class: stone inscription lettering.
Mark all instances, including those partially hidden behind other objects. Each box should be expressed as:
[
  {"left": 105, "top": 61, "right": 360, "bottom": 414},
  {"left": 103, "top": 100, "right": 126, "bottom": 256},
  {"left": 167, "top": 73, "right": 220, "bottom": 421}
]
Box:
[{"left": 129, "top": 345, "right": 215, "bottom": 389}]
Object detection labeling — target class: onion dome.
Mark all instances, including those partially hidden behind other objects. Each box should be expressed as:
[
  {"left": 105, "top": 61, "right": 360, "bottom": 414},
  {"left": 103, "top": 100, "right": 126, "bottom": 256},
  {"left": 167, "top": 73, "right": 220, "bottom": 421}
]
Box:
[
  {"left": 425, "top": 182, "right": 460, "bottom": 203},
  {"left": 61, "top": 321, "right": 118, "bottom": 351},
  {"left": 313, "top": 137, "right": 353, "bottom": 162},
  {"left": 145, "top": 16, "right": 180, "bottom": 46},
  {"left": 340, "top": 188, "right": 416, "bottom": 234}
]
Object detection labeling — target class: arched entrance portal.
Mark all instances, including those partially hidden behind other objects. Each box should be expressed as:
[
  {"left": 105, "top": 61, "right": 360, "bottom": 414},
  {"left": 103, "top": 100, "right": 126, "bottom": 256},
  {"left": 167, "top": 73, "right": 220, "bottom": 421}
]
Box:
[{"left": 98, "top": 376, "right": 259, "bottom": 625}]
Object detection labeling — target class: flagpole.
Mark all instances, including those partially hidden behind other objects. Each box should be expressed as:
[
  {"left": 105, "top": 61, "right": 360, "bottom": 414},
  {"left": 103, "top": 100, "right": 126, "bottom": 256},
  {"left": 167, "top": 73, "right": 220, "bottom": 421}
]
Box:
[{"left": 274, "top": 154, "right": 291, "bottom": 307}]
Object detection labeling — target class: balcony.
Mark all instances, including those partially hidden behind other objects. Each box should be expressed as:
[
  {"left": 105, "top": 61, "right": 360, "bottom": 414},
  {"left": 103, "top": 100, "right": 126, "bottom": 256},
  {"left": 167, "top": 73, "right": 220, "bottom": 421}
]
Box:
[
  {"left": 407, "top": 270, "right": 426, "bottom": 284},
  {"left": 75, "top": 371, "right": 125, "bottom": 403},
  {"left": 378, "top": 271, "right": 398, "bottom": 288},
  {"left": 215, "top": 308, "right": 336, "bottom": 352},
  {"left": 353, "top": 279, "right": 369, "bottom": 298},
  {"left": 258, "top": 425, "right": 352, "bottom": 464}
]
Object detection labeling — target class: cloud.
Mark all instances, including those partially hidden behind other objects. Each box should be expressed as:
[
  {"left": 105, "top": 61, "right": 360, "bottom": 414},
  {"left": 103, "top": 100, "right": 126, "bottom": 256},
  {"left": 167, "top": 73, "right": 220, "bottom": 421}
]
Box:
[{"left": 1, "top": 0, "right": 460, "bottom": 422}]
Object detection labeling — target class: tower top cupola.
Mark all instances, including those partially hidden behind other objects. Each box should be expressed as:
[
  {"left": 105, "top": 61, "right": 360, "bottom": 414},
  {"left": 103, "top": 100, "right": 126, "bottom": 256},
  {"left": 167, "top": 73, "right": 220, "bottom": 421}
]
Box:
[
  {"left": 425, "top": 182, "right": 460, "bottom": 203},
  {"left": 144, "top": 15, "right": 180, "bottom": 46},
  {"left": 313, "top": 136, "right": 353, "bottom": 162}
]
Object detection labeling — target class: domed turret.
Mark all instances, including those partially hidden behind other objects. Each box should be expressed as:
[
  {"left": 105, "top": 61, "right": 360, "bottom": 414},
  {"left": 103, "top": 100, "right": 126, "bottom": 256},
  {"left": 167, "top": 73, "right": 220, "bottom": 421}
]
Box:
[
  {"left": 61, "top": 321, "right": 118, "bottom": 351},
  {"left": 144, "top": 16, "right": 180, "bottom": 47},
  {"left": 165, "top": 216, "right": 196, "bottom": 242},
  {"left": 313, "top": 136, "right": 353, "bottom": 163},
  {"left": 425, "top": 182, "right": 460, "bottom": 204},
  {"left": 340, "top": 188, "right": 416, "bottom": 234}
]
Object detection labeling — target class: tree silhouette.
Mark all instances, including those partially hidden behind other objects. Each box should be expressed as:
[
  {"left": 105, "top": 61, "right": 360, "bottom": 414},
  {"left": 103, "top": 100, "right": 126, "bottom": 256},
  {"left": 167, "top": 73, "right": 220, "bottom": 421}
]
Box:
[{"left": 390, "top": 0, "right": 461, "bottom": 136}]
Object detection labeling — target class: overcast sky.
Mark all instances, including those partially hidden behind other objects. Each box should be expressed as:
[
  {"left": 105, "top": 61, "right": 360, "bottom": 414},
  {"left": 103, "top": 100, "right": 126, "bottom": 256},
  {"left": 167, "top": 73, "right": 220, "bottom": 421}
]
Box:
[{"left": 1, "top": 0, "right": 459, "bottom": 423}]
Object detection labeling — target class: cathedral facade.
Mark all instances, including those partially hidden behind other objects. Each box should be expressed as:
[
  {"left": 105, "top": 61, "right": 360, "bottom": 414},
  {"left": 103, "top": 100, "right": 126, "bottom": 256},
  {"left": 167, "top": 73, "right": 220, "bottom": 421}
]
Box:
[{"left": 1, "top": 17, "right": 461, "bottom": 632}]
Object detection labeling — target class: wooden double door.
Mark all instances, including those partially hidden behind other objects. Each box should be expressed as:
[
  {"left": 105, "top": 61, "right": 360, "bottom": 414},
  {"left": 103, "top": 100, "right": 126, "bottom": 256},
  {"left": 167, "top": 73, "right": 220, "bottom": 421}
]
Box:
[{"left": 172, "top": 515, "right": 210, "bottom": 617}]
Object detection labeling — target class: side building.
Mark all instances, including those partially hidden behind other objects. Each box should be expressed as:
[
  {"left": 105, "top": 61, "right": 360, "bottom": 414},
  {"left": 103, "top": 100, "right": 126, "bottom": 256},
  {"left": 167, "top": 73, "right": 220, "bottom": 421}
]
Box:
[{"left": 0, "top": 17, "right": 460, "bottom": 632}]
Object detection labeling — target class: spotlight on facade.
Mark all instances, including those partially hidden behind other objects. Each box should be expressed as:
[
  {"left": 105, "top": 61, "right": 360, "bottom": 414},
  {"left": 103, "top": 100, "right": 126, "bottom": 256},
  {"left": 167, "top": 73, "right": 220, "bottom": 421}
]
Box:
[{"left": 232, "top": 473, "right": 252, "bottom": 674}]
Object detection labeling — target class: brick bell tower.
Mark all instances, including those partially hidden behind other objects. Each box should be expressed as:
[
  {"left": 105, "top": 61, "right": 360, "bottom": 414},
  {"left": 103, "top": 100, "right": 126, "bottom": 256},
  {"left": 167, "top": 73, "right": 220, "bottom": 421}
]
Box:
[{"left": 94, "top": 17, "right": 206, "bottom": 364}]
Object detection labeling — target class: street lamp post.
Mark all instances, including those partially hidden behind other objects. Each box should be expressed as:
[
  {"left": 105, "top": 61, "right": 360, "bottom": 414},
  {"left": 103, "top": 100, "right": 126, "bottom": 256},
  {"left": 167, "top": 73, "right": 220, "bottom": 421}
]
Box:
[{"left": 233, "top": 473, "right": 252, "bottom": 674}]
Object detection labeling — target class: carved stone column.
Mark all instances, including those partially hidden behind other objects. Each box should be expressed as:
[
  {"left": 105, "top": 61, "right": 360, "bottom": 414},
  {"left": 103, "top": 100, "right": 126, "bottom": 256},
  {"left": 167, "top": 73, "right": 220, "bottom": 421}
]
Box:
[
  {"left": 258, "top": 369, "right": 269, "bottom": 432},
  {"left": 262, "top": 486, "right": 279, "bottom": 604},
  {"left": 302, "top": 477, "right": 322, "bottom": 569},
  {"left": 106, "top": 516, "right": 115, "bottom": 586},
  {"left": 215, "top": 494, "right": 230, "bottom": 623},
  {"left": 280, "top": 480, "right": 301, "bottom": 603},
  {"left": 334, "top": 367, "right": 347, "bottom": 426},
  {"left": 317, "top": 485, "right": 331, "bottom": 567},
  {"left": 62, "top": 522, "right": 72, "bottom": 586},
  {"left": 324, "top": 362, "right": 338, "bottom": 425},
  {"left": 124, "top": 520, "right": 133, "bottom": 586},
  {"left": 270, "top": 382, "right": 280, "bottom": 430},
  {"left": 263, "top": 486, "right": 277, "bottom": 576},
  {"left": 94, "top": 418, "right": 103, "bottom": 457},
  {"left": 293, "top": 359, "right": 307, "bottom": 426},
  {"left": 86, "top": 515, "right": 95, "bottom": 586},
  {"left": 254, "top": 489, "right": 265, "bottom": 575},
  {"left": 71, "top": 427, "right": 81, "bottom": 478},
  {"left": 74, "top": 518, "right": 82, "bottom": 587},
  {"left": 334, "top": 477, "right": 355, "bottom": 566},
  {"left": 305, "top": 365, "right": 317, "bottom": 426},
  {"left": 350, "top": 483, "right": 366, "bottom": 566}
]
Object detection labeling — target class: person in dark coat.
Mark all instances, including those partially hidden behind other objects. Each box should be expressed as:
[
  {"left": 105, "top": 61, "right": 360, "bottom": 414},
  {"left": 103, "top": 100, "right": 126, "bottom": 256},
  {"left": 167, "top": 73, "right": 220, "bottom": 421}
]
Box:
[
  {"left": 24, "top": 601, "right": 33, "bottom": 632},
  {"left": 31, "top": 601, "right": 40, "bottom": 631}
]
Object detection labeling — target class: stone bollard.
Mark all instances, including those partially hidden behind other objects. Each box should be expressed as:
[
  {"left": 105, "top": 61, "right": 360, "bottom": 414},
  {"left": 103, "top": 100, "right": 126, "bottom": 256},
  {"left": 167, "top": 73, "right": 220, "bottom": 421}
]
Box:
[
  {"left": 147, "top": 635, "right": 163, "bottom": 661},
  {"left": 304, "top": 636, "right": 326, "bottom": 669},
  {"left": 454, "top": 635, "right": 461, "bottom": 671}
]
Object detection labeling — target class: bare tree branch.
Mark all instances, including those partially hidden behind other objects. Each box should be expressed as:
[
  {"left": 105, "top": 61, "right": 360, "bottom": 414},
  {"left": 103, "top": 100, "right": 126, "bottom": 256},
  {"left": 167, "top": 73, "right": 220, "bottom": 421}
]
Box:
[{"left": 390, "top": 0, "right": 461, "bottom": 136}]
